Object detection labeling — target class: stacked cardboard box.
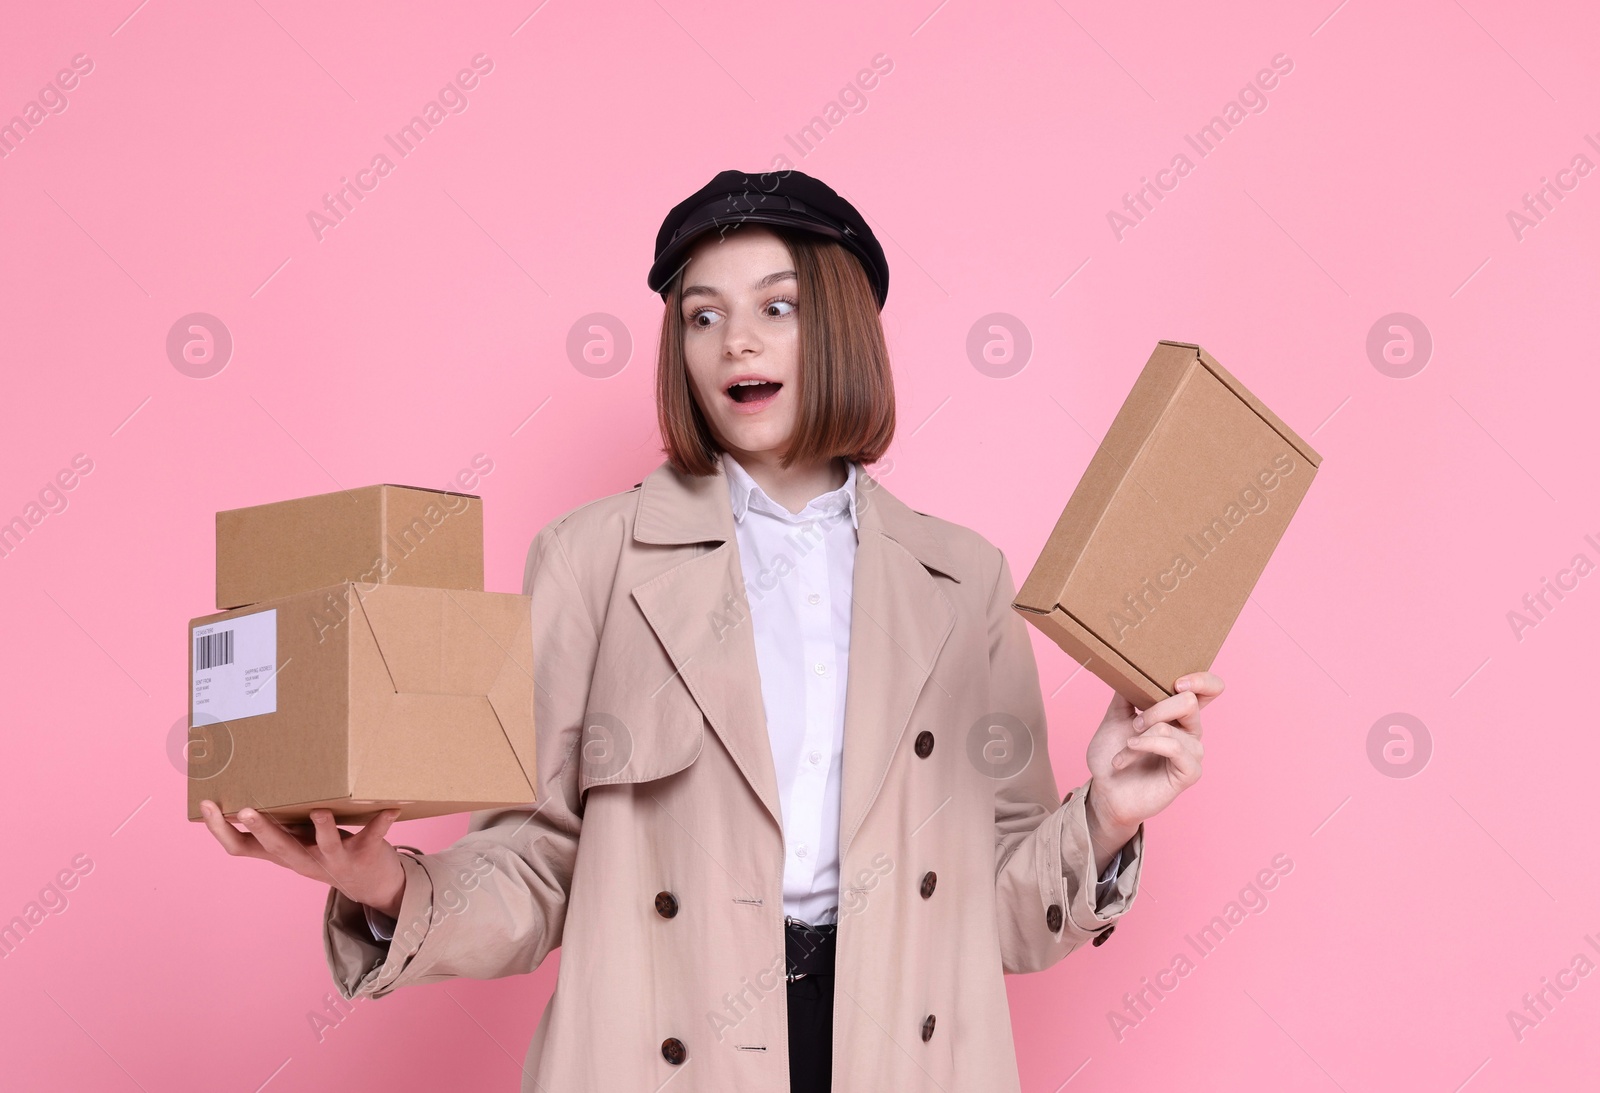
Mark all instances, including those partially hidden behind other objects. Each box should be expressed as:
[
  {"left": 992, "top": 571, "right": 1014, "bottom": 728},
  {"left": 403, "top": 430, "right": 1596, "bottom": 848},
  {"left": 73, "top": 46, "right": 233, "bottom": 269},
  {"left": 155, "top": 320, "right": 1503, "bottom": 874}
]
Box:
[{"left": 186, "top": 485, "right": 537, "bottom": 825}]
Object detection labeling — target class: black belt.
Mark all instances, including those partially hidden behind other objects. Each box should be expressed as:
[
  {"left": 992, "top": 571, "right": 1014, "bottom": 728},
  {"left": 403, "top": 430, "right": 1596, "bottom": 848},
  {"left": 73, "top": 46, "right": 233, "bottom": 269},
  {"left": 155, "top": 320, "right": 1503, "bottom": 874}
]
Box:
[{"left": 784, "top": 916, "right": 837, "bottom": 982}]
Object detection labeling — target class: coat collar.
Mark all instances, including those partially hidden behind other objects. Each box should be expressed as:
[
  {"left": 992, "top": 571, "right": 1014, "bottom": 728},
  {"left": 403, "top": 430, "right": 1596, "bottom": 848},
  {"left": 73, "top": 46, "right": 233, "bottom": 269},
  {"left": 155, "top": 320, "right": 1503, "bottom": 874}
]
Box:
[
  {"left": 628, "top": 456, "right": 963, "bottom": 866},
  {"left": 633, "top": 455, "right": 964, "bottom": 583}
]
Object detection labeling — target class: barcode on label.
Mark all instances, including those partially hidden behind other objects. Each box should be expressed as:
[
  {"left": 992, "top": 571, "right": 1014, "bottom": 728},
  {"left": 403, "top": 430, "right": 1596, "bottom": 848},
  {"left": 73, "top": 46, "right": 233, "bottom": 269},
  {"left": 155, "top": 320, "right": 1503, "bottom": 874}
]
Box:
[{"left": 195, "top": 629, "right": 234, "bottom": 671}]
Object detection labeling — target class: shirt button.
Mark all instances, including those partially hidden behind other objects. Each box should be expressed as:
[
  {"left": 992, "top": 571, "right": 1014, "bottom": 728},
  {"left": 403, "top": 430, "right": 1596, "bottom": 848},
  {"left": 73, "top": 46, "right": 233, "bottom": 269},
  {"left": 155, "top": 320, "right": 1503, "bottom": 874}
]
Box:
[
  {"left": 654, "top": 891, "right": 679, "bottom": 919},
  {"left": 808, "top": 593, "right": 821, "bottom": 605},
  {"left": 921, "top": 1014, "right": 936, "bottom": 1042},
  {"left": 920, "top": 871, "right": 937, "bottom": 899},
  {"left": 661, "top": 1037, "right": 687, "bottom": 1065},
  {"left": 796, "top": 845, "right": 808, "bottom": 859},
  {"left": 814, "top": 663, "right": 826, "bottom": 675},
  {"left": 914, "top": 731, "right": 935, "bottom": 758}
]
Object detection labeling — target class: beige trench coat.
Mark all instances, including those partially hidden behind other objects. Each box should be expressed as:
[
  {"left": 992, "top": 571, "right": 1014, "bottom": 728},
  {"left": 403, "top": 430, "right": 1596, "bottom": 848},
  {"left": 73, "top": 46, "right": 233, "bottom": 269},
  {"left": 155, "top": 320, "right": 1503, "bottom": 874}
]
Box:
[{"left": 323, "top": 457, "right": 1145, "bottom": 1091}]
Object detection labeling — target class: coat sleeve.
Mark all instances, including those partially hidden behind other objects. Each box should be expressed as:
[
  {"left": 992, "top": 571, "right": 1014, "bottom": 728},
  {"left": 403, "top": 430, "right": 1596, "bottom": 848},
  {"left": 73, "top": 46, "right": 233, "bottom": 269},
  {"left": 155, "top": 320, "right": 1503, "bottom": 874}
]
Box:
[
  {"left": 322, "top": 520, "right": 598, "bottom": 1000},
  {"left": 987, "top": 546, "right": 1145, "bottom": 974}
]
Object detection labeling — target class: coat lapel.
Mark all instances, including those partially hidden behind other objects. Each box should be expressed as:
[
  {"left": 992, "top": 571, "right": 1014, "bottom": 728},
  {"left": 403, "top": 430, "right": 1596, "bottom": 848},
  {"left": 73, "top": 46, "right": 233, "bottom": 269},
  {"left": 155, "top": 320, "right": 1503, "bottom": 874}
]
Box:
[
  {"left": 836, "top": 467, "right": 961, "bottom": 862},
  {"left": 629, "top": 458, "right": 964, "bottom": 852},
  {"left": 630, "top": 462, "right": 784, "bottom": 828}
]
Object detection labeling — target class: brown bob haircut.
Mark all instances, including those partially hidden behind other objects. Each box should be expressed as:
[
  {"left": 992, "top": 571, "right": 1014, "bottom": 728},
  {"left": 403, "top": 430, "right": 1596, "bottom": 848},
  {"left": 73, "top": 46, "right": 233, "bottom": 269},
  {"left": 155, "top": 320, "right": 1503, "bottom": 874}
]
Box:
[{"left": 654, "top": 224, "right": 895, "bottom": 477}]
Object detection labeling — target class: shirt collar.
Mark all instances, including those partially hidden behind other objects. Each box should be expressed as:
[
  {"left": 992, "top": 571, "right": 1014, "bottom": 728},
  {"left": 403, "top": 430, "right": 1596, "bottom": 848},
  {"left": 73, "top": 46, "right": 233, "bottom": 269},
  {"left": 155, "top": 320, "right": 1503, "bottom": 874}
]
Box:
[{"left": 721, "top": 450, "right": 859, "bottom": 531}]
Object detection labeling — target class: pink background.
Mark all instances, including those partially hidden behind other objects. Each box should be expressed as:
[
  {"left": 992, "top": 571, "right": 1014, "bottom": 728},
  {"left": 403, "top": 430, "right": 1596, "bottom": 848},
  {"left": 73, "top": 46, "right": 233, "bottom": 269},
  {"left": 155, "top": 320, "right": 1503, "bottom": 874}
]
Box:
[{"left": 3, "top": 1, "right": 1597, "bottom": 1089}]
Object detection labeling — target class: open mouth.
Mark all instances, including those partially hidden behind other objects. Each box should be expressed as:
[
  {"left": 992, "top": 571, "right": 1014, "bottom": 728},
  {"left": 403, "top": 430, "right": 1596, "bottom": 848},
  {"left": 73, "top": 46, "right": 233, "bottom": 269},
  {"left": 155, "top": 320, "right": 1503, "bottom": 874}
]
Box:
[{"left": 727, "top": 380, "right": 783, "bottom": 404}]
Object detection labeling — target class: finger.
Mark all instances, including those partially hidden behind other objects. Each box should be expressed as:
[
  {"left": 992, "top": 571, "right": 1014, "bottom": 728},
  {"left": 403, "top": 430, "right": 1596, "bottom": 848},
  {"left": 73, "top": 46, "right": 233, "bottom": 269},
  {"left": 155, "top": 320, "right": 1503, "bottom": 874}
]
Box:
[
  {"left": 350, "top": 809, "right": 402, "bottom": 852},
  {"left": 310, "top": 809, "right": 348, "bottom": 857},
  {"left": 1112, "top": 722, "right": 1183, "bottom": 767},
  {"left": 199, "top": 800, "right": 270, "bottom": 859},
  {"left": 1125, "top": 731, "right": 1203, "bottom": 783},
  {"left": 1175, "top": 671, "right": 1225, "bottom": 709},
  {"left": 238, "top": 808, "right": 324, "bottom": 866},
  {"left": 1140, "top": 690, "right": 1202, "bottom": 737},
  {"left": 243, "top": 808, "right": 355, "bottom": 887}
]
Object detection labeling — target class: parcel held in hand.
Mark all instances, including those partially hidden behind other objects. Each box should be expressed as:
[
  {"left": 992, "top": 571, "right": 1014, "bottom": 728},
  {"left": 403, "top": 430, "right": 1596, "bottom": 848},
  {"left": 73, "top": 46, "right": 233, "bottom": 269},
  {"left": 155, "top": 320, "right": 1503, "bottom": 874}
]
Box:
[
  {"left": 1014, "top": 341, "right": 1321, "bottom": 710},
  {"left": 187, "top": 485, "right": 537, "bottom": 825}
]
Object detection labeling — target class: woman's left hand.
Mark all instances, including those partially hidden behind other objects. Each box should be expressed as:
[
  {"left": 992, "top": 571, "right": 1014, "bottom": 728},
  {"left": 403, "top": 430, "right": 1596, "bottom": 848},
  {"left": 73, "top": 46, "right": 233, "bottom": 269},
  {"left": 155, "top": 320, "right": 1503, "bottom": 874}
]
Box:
[{"left": 1083, "top": 671, "right": 1225, "bottom": 845}]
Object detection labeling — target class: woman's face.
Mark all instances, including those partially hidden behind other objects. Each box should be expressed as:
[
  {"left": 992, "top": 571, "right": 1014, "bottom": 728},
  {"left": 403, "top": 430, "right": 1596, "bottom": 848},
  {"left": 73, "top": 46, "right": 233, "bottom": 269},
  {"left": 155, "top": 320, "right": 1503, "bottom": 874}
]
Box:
[{"left": 678, "top": 225, "right": 801, "bottom": 462}]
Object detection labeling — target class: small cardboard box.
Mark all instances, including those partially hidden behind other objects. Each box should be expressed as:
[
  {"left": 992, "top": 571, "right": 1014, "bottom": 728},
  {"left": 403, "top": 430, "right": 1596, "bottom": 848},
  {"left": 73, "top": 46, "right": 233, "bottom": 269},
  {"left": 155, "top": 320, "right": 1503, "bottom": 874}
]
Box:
[
  {"left": 187, "top": 582, "right": 536, "bottom": 825},
  {"left": 215, "top": 484, "right": 484, "bottom": 610},
  {"left": 1014, "top": 340, "right": 1321, "bottom": 710}
]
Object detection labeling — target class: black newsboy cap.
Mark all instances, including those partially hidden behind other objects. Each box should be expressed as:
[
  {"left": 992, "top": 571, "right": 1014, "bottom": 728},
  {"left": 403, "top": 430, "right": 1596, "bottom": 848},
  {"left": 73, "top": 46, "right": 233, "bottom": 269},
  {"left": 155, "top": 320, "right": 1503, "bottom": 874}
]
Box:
[{"left": 648, "top": 169, "right": 889, "bottom": 310}]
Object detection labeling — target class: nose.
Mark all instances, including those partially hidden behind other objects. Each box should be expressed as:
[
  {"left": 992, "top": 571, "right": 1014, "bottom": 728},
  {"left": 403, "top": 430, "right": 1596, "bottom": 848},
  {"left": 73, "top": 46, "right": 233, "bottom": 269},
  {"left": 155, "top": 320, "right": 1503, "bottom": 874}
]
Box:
[{"left": 720, "top": 304, "right": 763, "bottom": 356}]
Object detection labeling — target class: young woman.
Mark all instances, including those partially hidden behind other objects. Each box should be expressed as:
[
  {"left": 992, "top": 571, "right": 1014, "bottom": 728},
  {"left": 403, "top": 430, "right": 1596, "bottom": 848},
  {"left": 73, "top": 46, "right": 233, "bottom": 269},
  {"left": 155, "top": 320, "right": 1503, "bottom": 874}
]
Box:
[{"left": 201, "top": 169, "right": 1221, "bottom": 1093}]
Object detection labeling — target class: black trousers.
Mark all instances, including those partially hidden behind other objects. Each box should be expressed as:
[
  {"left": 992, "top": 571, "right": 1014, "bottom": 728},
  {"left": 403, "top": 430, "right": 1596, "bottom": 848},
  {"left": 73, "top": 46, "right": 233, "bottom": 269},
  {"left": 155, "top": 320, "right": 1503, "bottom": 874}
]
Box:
[{"left": 785, "top": 918, "right": 837, "bottom": 1093}]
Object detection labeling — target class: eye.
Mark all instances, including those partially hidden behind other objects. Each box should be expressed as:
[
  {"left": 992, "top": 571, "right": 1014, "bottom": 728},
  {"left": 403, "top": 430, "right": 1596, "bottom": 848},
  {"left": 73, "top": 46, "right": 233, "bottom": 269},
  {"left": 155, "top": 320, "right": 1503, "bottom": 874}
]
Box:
[
  {"left": 764, "top": 295, "right": 797, "bottom": 318},
  {"left": 686, "top": 306, "right": 718, "bottom": 328}
]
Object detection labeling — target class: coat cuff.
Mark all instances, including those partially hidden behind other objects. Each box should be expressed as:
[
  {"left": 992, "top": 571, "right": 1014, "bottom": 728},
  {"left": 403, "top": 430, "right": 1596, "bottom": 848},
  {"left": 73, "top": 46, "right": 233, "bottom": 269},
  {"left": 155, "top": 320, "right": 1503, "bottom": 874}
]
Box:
[
  {"left": 323, "top": 851, "right": 435, "bottom": 1000},
  {"left": 1053, "top": 779, "right": 1144, "bottom": 935}
]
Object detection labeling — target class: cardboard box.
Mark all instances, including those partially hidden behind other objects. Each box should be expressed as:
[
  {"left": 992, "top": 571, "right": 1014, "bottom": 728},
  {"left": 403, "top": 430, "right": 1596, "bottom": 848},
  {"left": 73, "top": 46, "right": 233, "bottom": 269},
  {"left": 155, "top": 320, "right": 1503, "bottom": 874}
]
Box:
[
  {"left": 187, "top": 581, "right": 536, "bottom": 825},
  {"left": 1014, "top": 341, "right": 1321, "bottom": 710},
  {"left": 215, "top": 484, "right": 484, "bottom": 610}
]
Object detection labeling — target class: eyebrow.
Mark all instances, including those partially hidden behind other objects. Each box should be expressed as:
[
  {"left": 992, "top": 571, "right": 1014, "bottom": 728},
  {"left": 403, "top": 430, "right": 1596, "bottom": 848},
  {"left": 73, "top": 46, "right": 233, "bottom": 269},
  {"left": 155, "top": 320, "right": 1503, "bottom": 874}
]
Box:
[{"left": 681, "top": 269, "right": 796, "bottom": 302}]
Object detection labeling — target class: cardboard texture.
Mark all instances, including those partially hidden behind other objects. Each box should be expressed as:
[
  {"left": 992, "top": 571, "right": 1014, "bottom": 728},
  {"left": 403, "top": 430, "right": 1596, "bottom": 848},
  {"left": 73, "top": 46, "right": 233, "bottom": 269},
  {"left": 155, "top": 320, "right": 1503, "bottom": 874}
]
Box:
[
  {"left": 187, "top": 582, "right": 536, "bottom": 825},
  {"left": 215, "top": 484, "right": 484, "bottom": 610},
  {"left": 1014, "top": 340, "right": 1321, "bottom": 710}
]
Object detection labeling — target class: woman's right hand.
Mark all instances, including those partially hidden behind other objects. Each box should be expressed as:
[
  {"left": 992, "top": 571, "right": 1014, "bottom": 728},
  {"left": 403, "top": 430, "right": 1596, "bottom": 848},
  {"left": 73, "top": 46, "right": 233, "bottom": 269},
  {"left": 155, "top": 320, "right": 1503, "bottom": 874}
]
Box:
[{"left": 198, "top": 799, "right": 408, "bottom": 918}]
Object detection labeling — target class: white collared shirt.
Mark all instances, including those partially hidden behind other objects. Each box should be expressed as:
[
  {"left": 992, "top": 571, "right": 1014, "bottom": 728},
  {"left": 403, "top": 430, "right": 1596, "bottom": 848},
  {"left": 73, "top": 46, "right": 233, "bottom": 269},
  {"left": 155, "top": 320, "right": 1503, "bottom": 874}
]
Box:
[{"left": 721, "top": 450, "right": 861, "bottom": 926}]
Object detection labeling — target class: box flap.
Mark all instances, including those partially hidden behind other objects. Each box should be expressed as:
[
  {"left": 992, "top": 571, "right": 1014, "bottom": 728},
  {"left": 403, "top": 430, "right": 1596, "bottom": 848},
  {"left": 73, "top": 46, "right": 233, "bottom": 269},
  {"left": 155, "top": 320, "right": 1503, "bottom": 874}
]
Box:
[
  {"left": 350, "top": 586, "right": 524, "bottom": 694},
  {"left": 348, "top": 585, "right": 538, "bottom": 794}
]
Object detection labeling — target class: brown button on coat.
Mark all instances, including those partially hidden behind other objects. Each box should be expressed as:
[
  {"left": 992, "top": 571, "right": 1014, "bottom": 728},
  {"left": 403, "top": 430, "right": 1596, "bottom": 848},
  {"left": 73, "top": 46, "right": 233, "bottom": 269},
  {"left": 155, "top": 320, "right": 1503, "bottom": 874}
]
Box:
[{"left": 322, "top": 458, "right": 1145, "bottom": 1091}]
